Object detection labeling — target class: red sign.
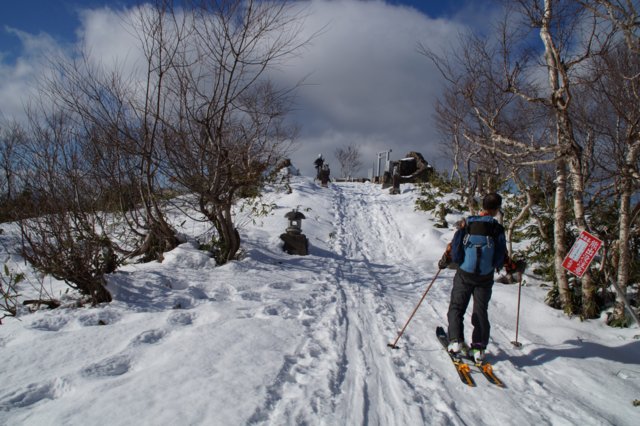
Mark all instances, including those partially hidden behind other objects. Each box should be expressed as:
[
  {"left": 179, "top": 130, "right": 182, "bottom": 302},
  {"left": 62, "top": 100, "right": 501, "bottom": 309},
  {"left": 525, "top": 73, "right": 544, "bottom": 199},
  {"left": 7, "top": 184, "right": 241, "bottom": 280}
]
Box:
[{"left": 562, "top": 231, "right": 603, "bottom": 277}]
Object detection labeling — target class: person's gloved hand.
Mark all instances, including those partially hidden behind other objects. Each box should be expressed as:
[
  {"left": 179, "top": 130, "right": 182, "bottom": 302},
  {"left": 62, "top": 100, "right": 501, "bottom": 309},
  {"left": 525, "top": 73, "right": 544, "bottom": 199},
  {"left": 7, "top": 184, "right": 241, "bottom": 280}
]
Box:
[
  {"left": 438, "top": 253, "right": 451, "bottom": 269},
  {"left": 504, "top": 257, "right": 518, "bottom": 274},
  {"left": 438, "top": 244, "right": 452, "bottom": 269},
  {"left": 514, "top": 259, "right": 527, "bottom": 274}
]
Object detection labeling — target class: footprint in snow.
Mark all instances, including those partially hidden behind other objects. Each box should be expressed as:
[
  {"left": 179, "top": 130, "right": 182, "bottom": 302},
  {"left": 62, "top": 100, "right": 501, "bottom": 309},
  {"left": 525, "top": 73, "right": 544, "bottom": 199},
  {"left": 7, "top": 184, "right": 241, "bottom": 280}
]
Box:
[
  {"left": 168, "top": 280, "right": 189, "bottom": 290},
  {"left": 171, "top": 296, "right": 195, "bottom": 310},
  {"left": 268, "top": 282, "right": 292, "bottom": 290},
  {"left": 261, "top": 300, "right": 302, "bottom": 319},
  {"left": 211, "top": 292, "right": 230, "bottom": 302},
  {"left": 28, "top": 315, "right": 70, "bottom": 332},
  {"left": 0, "top": 378, "right": 70, "bottom": 411},
  {"left": 240, "top": 291, "right": 262, "bottom": 302},
  {"left": 263, "top": 306, "right": 279, "bottom": 316},
  {"left": 167, "top": 311, "right": 196, "bottom": 326},
  {"left": 81, "top": 354, "right": 131, "bottom": 378},
  {"left": 130, "top": 329, "right": 166, "bottom": 346},
  {"left": 77, "top": 310, "right": 122, "bottom": 327},
  {"left": 188, "top": 286, "right": 210, "bottom": 300},
  {"left": 235, "top": 307, "right": 254, "bottom": 319}
]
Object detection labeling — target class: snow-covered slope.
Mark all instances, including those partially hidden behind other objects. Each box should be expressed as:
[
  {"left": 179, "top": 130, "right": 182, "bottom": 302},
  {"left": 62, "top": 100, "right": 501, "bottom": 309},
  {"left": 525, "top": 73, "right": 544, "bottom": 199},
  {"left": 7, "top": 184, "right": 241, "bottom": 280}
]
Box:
[{"left": 1, "top": 177, "right": 638, "bottom": 425}]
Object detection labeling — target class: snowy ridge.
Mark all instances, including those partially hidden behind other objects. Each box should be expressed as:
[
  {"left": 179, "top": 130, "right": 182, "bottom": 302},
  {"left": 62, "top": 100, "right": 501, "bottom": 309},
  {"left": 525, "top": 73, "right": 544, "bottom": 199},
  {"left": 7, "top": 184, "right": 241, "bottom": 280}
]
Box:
[{"left": 1, "top": 176, "right": 639, "bottom": 425}]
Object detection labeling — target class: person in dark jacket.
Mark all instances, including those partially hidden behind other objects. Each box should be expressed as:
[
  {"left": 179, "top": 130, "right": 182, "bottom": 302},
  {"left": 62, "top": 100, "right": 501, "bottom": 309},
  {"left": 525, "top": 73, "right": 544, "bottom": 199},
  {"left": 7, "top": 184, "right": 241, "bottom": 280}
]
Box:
[
  {"left": 440, "top": 193, "right": 509, "bottom": 363},
  {"left": 314, "top": 155, "right": 324, "bottom": 180}
]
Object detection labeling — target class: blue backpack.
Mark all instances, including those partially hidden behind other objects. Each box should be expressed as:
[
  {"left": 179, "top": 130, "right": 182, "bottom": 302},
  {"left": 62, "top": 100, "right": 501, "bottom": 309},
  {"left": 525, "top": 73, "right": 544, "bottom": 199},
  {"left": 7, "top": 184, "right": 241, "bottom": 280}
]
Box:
[{"left": 458, "top": 216, "right": 500, "bottom": 276}]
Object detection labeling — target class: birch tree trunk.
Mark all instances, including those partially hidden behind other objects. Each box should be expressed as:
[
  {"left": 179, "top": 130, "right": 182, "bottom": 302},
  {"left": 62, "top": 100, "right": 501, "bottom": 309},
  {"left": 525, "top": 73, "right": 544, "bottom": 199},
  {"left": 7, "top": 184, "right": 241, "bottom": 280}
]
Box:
[
  {"left": 568, "top": 149, "right": 598, "bottom": 318},
  {"left": 563, "top": 112, "right": 596, "bottom": 317},
  {"left": 553, "top": 157, "right": 573, "bottom": 312}
]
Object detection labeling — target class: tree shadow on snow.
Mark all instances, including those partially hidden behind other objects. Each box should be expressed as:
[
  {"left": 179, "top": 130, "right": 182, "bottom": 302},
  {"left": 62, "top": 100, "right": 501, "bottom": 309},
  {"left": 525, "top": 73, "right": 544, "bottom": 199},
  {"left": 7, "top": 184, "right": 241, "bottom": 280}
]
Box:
[
  {"left": 508, "top": 339, "right": 640, "bottom": 367},
  {"left": 248, "top": 243, "right": 394, "bottom": 276}
]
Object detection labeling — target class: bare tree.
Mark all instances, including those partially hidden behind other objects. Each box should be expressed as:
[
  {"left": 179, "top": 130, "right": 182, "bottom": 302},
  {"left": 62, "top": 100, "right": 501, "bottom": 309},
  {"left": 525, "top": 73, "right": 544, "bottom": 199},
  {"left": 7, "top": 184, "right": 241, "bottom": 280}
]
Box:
[
  {"left": 579, "top": 0, "right": 639, "bottom": 54},
  {"left": 434, "top": 89, "right": 479, "bottom": 188},
  {"left": 0, "top": 119, "right": 26, "bottom": 220},
  {"left": 18, "top": 108, "right": 116, "bottom": 304},
  {"left": 161, "top": 0, "right": 307, "bottom": 263},
  {"left": 335, "top": 144, "right": 363, "bottom": 179},
  {"left": 42, "top": 3, "right": 183, "bottom": 262}
]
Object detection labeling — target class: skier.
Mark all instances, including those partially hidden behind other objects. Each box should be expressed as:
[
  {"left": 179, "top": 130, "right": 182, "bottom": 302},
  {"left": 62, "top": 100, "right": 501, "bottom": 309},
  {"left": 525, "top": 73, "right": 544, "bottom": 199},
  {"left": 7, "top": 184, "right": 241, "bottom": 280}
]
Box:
[
  {"left": 438, "top": 192, "right": 515, "bottom": 363},
  {"left": 319, "top": 163, "right": 330, "bottom": 187},
  {"left": 313, "top": 154, "right": 324, "bottom": 180}
]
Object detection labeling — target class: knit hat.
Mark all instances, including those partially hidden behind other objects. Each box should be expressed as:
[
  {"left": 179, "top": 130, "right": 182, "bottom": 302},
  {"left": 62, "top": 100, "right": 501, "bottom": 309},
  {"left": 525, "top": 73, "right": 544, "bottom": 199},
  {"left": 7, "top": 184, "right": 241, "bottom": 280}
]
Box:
[{"left": 482, "top": 193, "right": 502, "bottom": 211}]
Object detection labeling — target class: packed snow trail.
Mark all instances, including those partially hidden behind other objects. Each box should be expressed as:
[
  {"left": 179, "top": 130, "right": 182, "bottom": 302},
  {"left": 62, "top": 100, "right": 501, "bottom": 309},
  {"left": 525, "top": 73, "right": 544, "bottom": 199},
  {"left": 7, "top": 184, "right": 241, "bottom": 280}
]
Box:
[
  {"left": 1, "top": 177, "right": 639, "bottom": 425},
  {"left": 249, "top": 182, "right": 443, "bottom": 424}
]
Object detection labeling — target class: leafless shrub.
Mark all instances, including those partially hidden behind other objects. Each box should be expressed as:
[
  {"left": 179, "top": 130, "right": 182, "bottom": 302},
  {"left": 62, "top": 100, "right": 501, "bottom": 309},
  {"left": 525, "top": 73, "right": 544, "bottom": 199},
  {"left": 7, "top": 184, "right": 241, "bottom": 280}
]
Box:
[
  {"left": 0, "top": 264, "right": 23, "bottom": 323},
  {"left": 17, "top": 109, "right": 117, "bottom": 304},
  {"left": 335, "top": 144, "right": 363, "bottom": 180}
]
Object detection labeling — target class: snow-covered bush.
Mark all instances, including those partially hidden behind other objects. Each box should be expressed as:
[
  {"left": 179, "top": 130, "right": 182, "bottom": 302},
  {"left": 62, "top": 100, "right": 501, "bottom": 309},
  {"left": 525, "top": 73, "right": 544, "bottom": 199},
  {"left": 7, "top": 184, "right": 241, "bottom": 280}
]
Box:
[
  {"left": 0, "top": 264, "right": 23, "bottom": 323},
  {"left": 20, "top": 214, "right": 116, "bottom": 305}
]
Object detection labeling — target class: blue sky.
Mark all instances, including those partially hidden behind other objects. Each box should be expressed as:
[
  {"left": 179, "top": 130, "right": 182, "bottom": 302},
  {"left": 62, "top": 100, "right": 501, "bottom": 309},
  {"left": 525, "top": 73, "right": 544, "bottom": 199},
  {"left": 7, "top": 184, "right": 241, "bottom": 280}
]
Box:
[
  {"left": 1, "top": 0, "right": 138, "bottom": 62},
  {"left": 0, "top": 0, "right": 488, "bottom": 176}
]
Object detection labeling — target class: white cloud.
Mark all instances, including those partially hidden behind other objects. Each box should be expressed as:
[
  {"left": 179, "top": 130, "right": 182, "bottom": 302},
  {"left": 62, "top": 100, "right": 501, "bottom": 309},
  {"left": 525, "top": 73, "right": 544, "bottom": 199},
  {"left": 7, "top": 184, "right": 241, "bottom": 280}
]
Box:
[
  {"left": 75, "top": 7, "right": 143, "bottom": 75},
  {"left": 0, "top": 9, "right": 143, "bottom": 122},
  {"left": 0, "top": 27, "right": 67, "bottom": 122},
  {"left": 272, "top": 0, "right": 470, "bottom": 175}
]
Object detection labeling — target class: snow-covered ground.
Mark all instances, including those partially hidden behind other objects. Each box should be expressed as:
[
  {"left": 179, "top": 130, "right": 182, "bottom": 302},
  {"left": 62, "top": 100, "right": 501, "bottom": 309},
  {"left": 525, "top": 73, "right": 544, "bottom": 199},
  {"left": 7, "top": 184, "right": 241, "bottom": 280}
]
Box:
[{"left": 1, "top": 176, "right": 639, "bottom": 425}]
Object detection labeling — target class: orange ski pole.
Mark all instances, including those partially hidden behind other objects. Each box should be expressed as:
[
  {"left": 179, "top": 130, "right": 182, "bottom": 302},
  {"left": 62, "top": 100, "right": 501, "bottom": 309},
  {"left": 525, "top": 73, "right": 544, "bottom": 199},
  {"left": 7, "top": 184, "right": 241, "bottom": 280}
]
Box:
[
  {"left": 388, "top": 268, "right": 442, "bottom": 349},
  {"left": 511, "top": 271, "right": 524, "bottom": 348}
]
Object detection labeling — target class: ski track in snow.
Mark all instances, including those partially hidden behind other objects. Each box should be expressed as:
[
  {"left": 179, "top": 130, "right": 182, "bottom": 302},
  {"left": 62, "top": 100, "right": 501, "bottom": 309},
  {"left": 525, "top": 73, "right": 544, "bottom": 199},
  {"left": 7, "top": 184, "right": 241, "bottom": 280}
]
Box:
[
  {"left": 1, "top": 178, "right": 639, "bottom": 425},
  {"left": 252, "top": 183, "right": 484, "bottom": 425}
]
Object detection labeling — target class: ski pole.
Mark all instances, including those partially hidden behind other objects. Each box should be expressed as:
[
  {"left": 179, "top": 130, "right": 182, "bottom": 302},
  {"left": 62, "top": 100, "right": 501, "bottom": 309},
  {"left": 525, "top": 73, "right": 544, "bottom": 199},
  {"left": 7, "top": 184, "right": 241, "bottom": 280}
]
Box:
[
  {"left": 511, "top": 271, "right": 523, "bottom": 348},
  {"left": 388, "top": 268, "right": 442, "bottom": 349}
]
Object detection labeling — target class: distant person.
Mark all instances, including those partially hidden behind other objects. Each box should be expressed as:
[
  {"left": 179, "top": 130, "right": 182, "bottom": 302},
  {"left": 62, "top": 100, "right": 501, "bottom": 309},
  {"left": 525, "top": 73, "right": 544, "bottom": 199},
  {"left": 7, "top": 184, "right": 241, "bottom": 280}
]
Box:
[
  {"left": 438, "top": 193, "right": 514, "bottom": 363},
  {"left": 314, "top": 154, "right": 324, "bottom": 180},
  {"left": 320, "top": 163, "right": 330, "bottom": 187}
]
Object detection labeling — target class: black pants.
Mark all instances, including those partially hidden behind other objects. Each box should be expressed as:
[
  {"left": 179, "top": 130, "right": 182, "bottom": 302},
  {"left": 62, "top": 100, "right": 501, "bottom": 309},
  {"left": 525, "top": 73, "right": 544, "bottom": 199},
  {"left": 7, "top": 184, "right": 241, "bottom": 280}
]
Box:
[{"left": 447, "top": 269, "right": 494, "bottom": 349}]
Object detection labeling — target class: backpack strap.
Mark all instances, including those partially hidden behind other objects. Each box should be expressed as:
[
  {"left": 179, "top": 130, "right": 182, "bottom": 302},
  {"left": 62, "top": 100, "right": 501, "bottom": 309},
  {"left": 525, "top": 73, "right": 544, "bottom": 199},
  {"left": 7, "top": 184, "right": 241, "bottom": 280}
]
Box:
[{"left": 467, "top": 219, "right": 496, "bottom": 237}]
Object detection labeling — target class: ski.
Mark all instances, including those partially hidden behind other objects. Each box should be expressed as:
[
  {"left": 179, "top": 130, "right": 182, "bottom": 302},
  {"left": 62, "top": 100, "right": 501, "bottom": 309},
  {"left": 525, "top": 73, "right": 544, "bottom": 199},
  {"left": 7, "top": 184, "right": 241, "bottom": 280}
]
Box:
[
  {"left": 436, "top": 326, "right": 476, "bottom": 387},
  {"left": 436, "top": 326, "right": 505, "bottom": 388},
  {"left": 470, "top": 359, "right": 505, "bottom": 387}
]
